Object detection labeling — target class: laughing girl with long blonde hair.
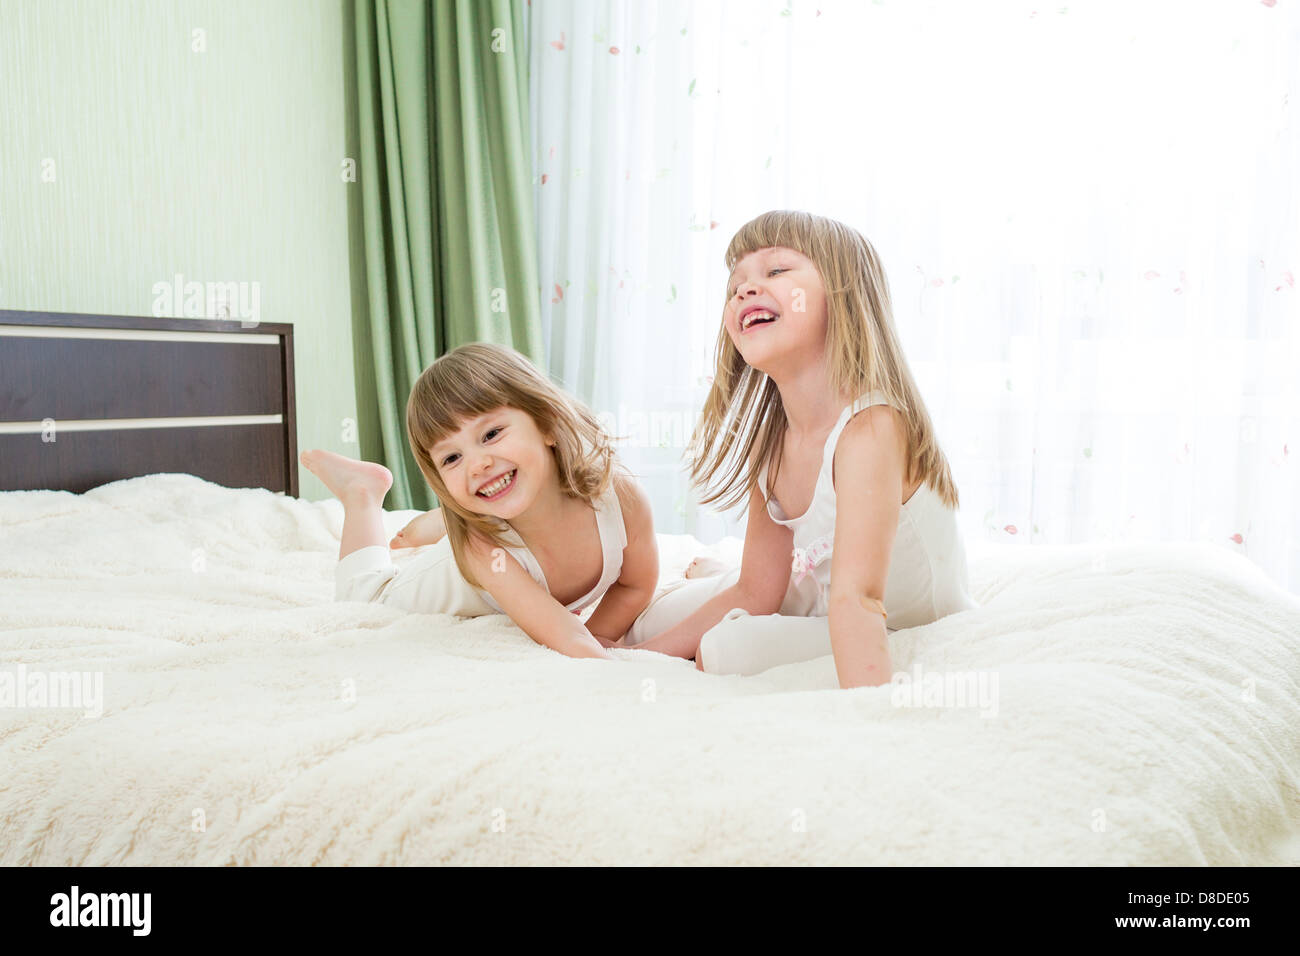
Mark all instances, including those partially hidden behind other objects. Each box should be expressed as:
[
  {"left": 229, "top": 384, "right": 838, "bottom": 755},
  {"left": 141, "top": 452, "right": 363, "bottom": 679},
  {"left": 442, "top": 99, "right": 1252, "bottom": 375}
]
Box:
[{"left": 622, "top": 209, "right": 978, "bottom": 688}]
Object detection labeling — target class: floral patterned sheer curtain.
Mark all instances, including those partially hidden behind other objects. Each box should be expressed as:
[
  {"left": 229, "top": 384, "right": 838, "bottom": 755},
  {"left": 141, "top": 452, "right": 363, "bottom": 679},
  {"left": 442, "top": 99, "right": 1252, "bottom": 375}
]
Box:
[{"left": 530, "top": 0, "right": 1300, "bottom": 594}]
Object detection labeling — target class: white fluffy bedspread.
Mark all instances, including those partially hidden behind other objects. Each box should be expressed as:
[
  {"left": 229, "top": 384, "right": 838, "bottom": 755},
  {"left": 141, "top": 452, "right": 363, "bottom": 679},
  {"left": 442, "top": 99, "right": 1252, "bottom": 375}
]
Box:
[{"left": 2, "top": 474, "right": 1298, "bottom": 866}]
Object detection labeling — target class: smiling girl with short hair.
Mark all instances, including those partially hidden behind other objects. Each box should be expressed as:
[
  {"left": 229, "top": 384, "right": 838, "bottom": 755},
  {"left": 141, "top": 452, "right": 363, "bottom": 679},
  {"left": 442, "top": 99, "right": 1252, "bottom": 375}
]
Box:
[{"left": 302, "top": 343, "right": 659, "bottom": 661}]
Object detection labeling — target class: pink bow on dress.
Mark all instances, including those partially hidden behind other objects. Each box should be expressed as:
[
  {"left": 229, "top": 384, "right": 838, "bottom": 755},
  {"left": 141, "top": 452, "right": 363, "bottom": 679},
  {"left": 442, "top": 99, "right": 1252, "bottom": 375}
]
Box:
[{"left": 790, "top": 538, "right": 832, "bottom": 585}]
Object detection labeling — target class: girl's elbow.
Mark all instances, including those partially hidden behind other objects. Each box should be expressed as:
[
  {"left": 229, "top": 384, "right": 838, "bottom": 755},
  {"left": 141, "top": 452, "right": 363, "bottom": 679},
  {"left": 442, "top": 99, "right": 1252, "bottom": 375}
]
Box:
[
  {"left": 735, "top": 578, "right": 784, "bottom": 616},
  {"left": 550, "top": 640, "right": 606, "bottom": 661},
  {"left": 568, "top": 627, "right": 615, "bottom": 660},
  {"left": 828, "top": 588, "right": 884, "bottom": 614}
]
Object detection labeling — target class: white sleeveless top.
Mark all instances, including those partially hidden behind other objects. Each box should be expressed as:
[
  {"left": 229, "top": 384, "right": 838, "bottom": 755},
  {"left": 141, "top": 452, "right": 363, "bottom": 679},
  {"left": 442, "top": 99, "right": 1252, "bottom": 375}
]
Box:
[
  {"left": 475, "top": 481, "right": 628, "bottom": 614},
  {"left": 757, "top": 391, "right": 979, "bottom": 629}
]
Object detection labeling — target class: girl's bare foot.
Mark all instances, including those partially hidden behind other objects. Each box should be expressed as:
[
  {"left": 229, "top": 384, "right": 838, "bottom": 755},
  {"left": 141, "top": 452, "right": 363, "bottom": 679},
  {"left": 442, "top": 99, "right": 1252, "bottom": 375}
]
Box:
[
  {"left": 684, "top": 554, "right": 731, "bottom": 579},
  {"left": 300, "top": 449, "right": 393, "bottom": 505},
  {"left": 390, "top": 508, "right": 448, "bottom": 549}
]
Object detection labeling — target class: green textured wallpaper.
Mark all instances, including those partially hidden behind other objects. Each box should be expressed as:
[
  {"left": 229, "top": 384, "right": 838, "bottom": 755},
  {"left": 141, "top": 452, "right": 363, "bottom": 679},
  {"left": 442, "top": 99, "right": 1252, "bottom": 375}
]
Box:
[{"left": 0, "top": 0, "right": 364, "bottom": 502}]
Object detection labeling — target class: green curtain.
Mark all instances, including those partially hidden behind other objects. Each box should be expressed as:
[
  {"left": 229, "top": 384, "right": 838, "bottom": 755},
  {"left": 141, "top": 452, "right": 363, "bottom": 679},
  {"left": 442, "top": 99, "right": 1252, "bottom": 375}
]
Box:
[{"left": 350, "top": 0, "right": 543, "bottom": 510}]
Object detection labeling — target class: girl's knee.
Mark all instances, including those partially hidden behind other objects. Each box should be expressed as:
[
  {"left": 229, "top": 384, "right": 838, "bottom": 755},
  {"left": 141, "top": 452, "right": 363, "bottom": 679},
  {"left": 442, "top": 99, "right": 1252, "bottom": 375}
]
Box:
[
  {"left": 697, "top": 631, "right": 716, "bottom": 672},
  {"left": 697, "top": 608, "right": 750, "bottom": 673}
]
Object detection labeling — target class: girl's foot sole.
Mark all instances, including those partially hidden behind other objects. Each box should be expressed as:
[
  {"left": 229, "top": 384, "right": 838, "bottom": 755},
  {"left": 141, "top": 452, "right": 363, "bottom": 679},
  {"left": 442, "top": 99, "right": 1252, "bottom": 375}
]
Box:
[{"left": 300, "top": 449, "right": 393, "bottom": 504}]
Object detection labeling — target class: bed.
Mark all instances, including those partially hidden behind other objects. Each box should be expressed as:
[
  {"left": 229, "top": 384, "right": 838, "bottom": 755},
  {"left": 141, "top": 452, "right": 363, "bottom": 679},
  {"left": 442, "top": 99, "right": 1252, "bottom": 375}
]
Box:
[{"left": 2, "top": 312, "right": 1299, "bottom": 865}]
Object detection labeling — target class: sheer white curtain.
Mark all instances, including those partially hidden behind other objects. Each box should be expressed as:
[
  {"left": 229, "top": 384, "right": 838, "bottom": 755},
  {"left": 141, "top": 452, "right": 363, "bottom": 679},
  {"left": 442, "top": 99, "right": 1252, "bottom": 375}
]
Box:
[
  {"left": 529, "top": 0, "right": 730, "bottom": 538},
  {"left": 530, "top": 0, "right": 1300, "bottom": 593}
]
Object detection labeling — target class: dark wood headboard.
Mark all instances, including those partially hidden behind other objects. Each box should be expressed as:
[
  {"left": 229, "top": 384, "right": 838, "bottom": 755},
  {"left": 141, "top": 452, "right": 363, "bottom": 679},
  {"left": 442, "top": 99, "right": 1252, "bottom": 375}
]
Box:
[{"left": 0, "top": 310, "right": 298, "bottom": 495}]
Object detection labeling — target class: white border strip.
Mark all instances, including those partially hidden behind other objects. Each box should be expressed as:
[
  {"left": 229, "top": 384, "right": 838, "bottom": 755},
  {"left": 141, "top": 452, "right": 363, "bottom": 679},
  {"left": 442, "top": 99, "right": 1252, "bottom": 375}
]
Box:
[
  {"left": 0, "top": 415, "right": 282, "bottom": 435},
  {"left": 0, "top": 324, "right": 279, "bottom": 345}
]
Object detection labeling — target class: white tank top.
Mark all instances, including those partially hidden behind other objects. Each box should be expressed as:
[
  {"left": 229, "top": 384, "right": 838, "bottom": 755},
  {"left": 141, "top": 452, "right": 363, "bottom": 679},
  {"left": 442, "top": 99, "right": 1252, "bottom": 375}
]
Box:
[
  {"left": 758, "top": 390, "right": 979, "bottom": 628},
  {"left": 476, "top": 481, "right": 627, "bottom": 614}
]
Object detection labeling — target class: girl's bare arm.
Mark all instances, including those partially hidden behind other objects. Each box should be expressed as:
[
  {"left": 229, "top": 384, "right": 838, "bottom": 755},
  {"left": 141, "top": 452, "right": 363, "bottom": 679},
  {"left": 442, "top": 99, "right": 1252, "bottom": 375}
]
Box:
[
  {"left": 633, "top": 482, "right": 792, "bottom": 660},
  {"left": 584, "top": 477, "right": 660, "bottom": 642},
  {"left": 826, "top": 406, "right": 905, "bottom": 688},
  {"left": 466, "top": 539, "right": 610, "bottom": 660}
]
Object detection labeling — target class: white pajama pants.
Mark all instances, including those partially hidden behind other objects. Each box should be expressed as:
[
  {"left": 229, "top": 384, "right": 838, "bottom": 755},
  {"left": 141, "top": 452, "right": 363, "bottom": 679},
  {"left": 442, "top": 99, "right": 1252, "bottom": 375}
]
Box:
[
  {"left": 334, "top": 540, "right": 497, "bottom": 617},
  {"left": 625, "top": 568, "right": 895, "bottom": 676}
]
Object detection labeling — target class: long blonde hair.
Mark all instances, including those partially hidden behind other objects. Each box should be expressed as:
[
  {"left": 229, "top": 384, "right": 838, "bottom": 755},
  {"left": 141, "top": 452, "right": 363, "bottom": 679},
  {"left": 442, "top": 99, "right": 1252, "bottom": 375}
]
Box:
[
  {"left": 406, "top": 343, "right": 620, "bottom": 587},
  {"left": 689, "top": 209, "right": 961, "bottom": 512}
]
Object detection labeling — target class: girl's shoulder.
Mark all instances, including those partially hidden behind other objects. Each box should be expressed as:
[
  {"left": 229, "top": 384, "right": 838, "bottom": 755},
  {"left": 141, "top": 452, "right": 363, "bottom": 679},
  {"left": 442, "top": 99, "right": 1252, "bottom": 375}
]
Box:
[
  {"left": 610, "top": 468, "right": 650, "bottom": 514},
  {"left": 838, "top": 402, "right": 908, "bottom": 457},
  {"left": 832, "top": 403, "right": 910, "bottom": 496},
  {"left": 461, "top": 527, "right": 504, "bottom": 564},
  {"left": 610, "top": 469, "right": 654, "bottom": 540}
]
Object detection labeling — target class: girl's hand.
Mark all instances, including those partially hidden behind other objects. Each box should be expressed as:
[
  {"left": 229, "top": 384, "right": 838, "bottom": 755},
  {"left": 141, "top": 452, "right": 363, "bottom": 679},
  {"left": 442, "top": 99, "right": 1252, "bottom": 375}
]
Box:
[{"left": 389, "top": 508, "right": 447, "bottom": 549}]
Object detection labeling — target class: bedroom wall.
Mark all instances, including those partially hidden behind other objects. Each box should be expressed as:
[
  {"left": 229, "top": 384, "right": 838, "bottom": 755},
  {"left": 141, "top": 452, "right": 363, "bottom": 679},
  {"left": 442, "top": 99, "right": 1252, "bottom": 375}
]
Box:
[{"left": 0, "top": 0, "right": 366, "bottom": 502}]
